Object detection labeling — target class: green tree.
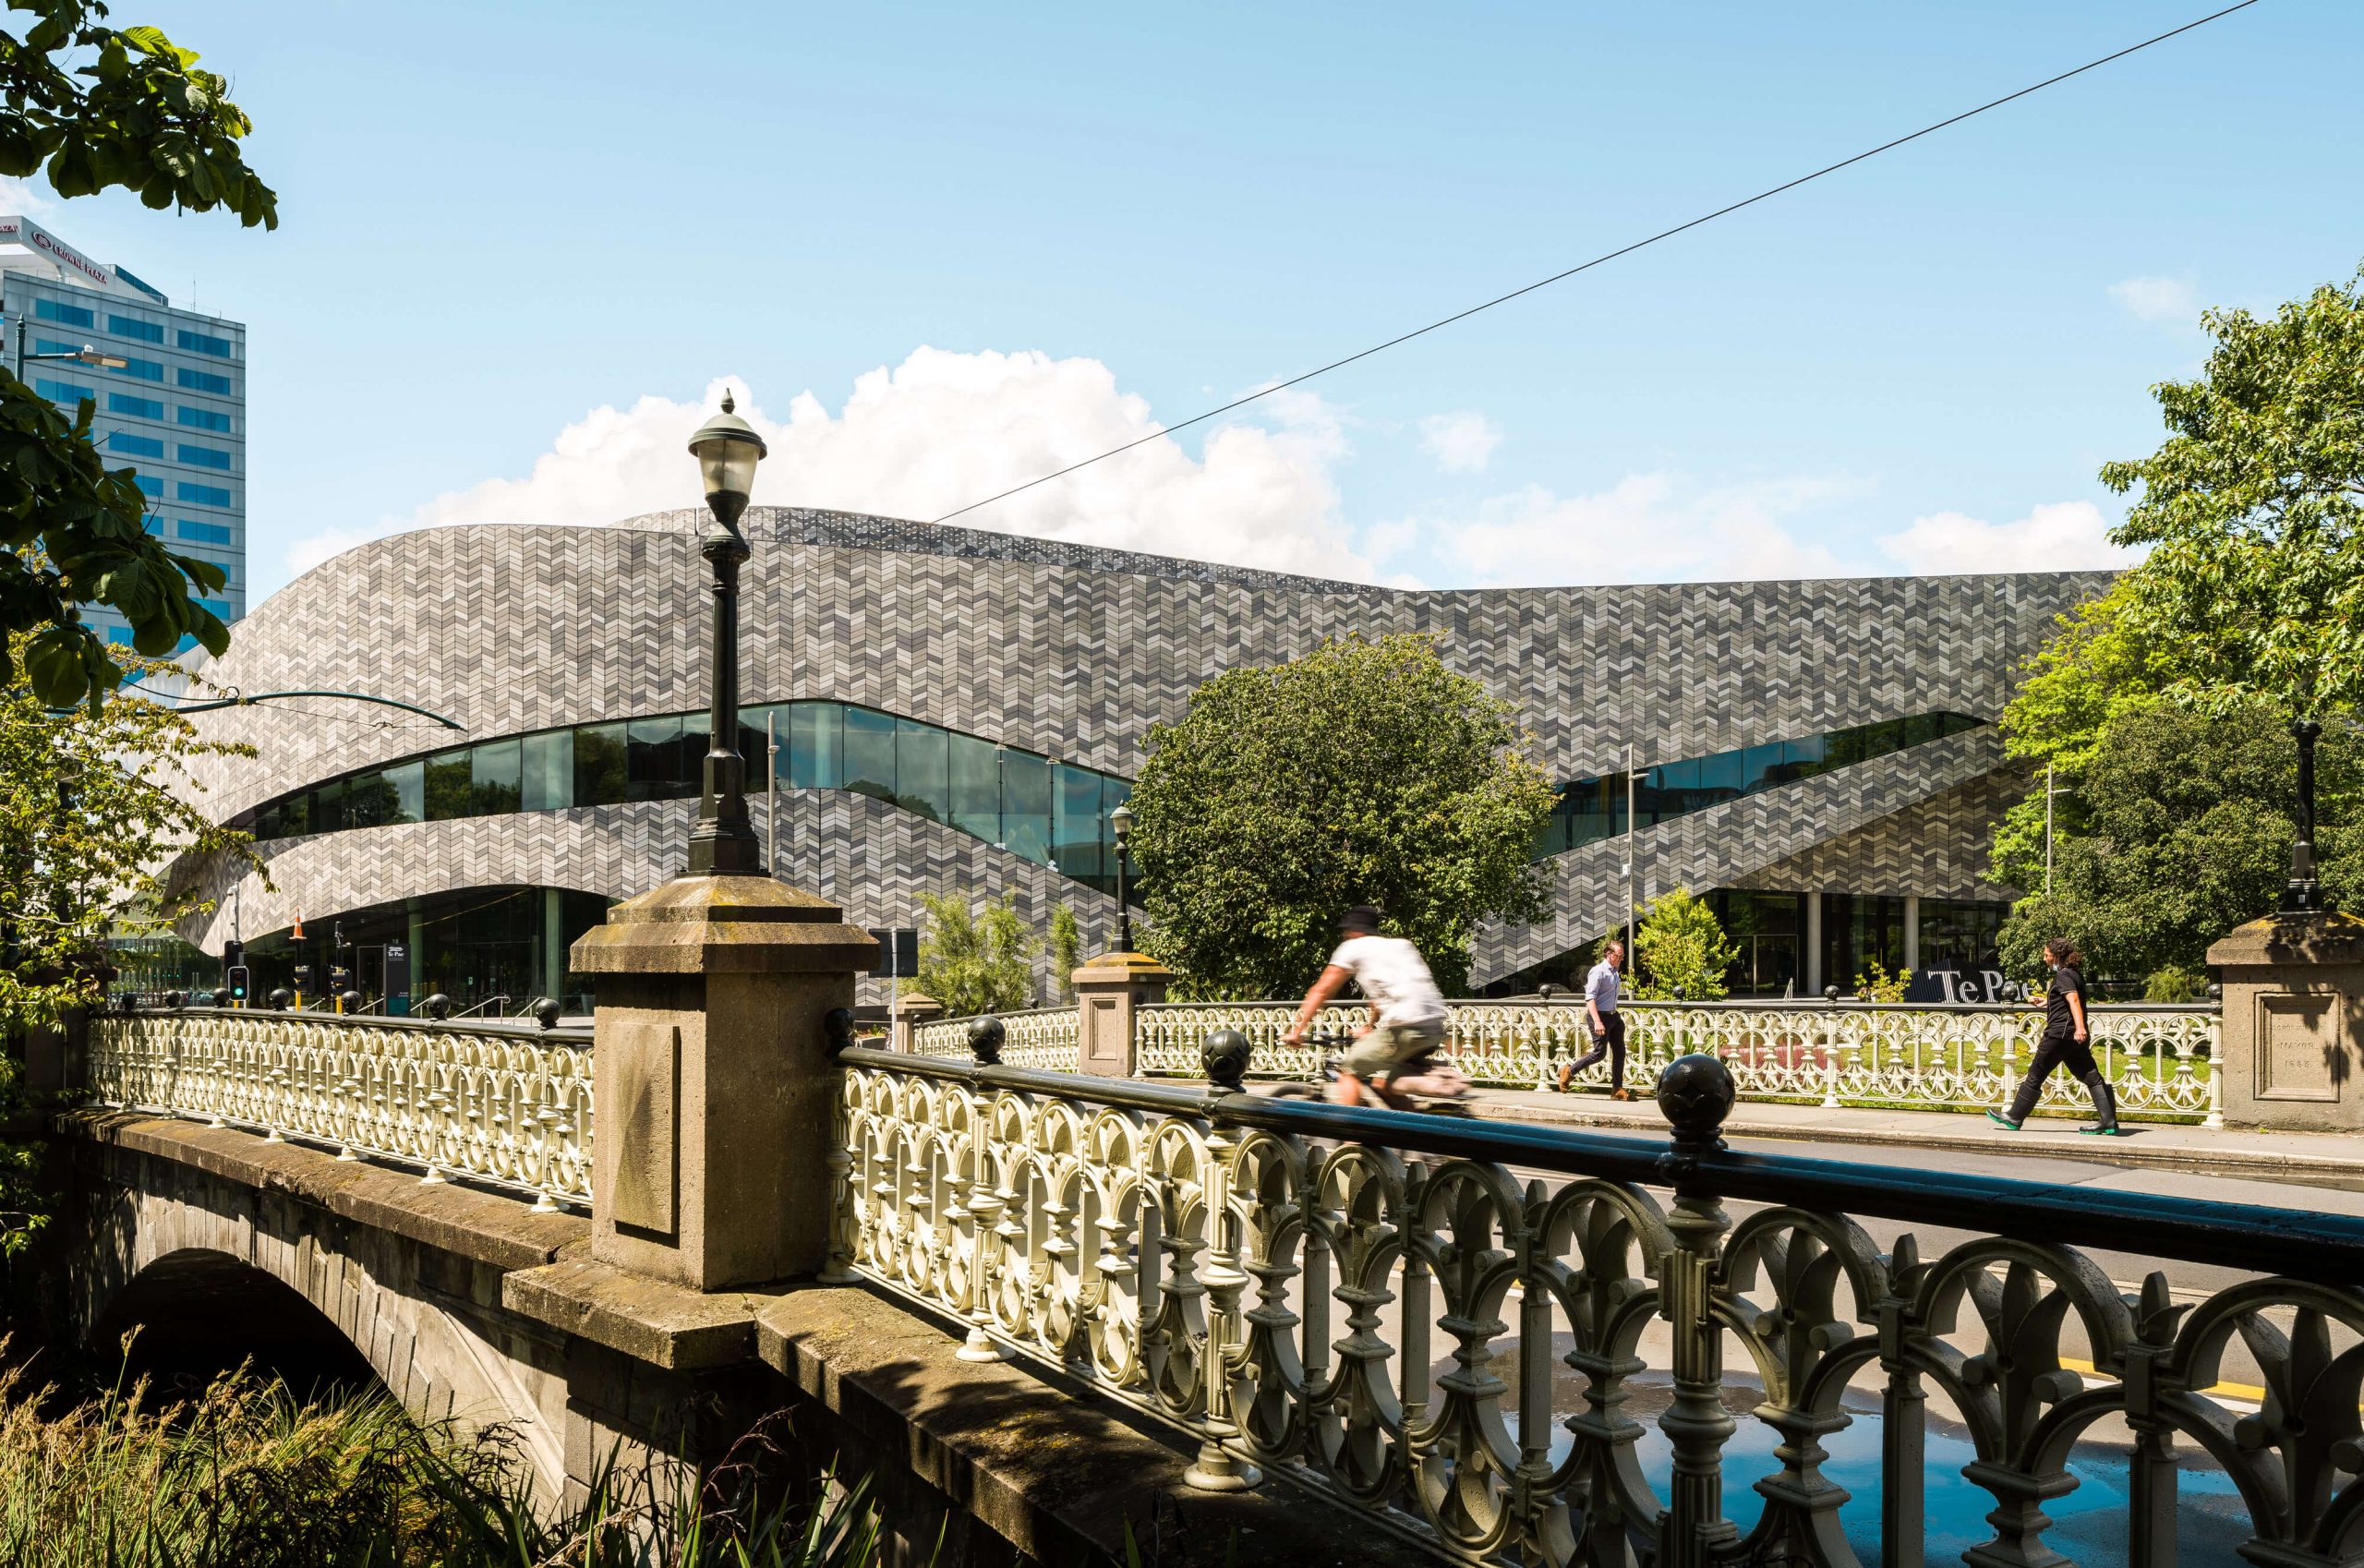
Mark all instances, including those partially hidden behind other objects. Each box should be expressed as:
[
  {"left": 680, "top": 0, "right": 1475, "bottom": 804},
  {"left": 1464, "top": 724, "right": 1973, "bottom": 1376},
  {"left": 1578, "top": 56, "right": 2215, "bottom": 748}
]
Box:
[
  {"left": 3, "top": 638, "right": 259, "bottom": 1252},
  {"left": 1127, "top": 634, "right": 1556, "bottom": 999},
  {"left": 1993, "top": 701, "right": 2359, "bottom": 980},
  {"left": 1627, "top": 887, "right": 1737, "bottom": 1001},
  {"left": 905, "top": 891, "right": 1039, "bottom": 1017},
  {"left": 2, "top": 4, "right": 276, "bottom": 708},
  {"left": 1047, "top": 902, "right": 1080, "bottom": 1000},
  {"left": 2104, "top": 265, "right": 2364, "bottom": 721}
]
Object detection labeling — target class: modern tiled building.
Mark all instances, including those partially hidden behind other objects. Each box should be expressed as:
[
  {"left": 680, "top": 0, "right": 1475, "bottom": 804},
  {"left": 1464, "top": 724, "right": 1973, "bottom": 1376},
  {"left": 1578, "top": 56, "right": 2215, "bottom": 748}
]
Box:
[
  {"left": 1, "top": 215, "right": 246, "bottom": 643},
  {"left": 162, "top": 511, "right": 2107, "bottom": 1012}
]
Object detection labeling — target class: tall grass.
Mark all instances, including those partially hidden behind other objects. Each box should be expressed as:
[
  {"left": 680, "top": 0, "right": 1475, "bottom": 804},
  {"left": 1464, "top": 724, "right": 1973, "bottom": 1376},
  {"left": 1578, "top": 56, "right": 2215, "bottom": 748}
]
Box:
[{"left": 0, "top": 1348, "right": 887, "bottom": 1567}]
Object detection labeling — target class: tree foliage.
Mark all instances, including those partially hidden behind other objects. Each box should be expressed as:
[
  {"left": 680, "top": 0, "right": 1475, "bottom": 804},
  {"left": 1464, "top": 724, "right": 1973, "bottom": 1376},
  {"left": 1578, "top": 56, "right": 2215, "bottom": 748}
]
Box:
[
  {"left": 1127, "top": 634, "right": 1556, "bottom": 999},
  {"left": 3, "top": 637, "right": 259, "bottom": 1252},
  {"left": 1993, "top": 701, "right": 2359, "bottom": 979},
  {"left": 2104, "top": 265, "right": 2364, "bottom": 719},
  {"left": 1, "top": 3, "right": 276, "bottom": 709},
  {"left": 1047, "top": 903, "right": 1080, "bottom": 1001},
  {"left": 905, "top": 891, "right": 1038, "bottom": 1017},
  {"left": 1628, "top": 887, "right": 1735, "bottom": 1001}
]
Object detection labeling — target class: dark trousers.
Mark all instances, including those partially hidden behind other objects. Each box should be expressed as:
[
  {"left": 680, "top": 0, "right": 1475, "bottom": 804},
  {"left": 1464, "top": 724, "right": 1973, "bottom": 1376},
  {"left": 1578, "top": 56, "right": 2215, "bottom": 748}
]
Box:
[
  {"left": 2008, "top": 1027, "right": 2107, "bottom": 1124},
  {"left": 1566, "top": 1012, "right": 1627, "bottom": 1089}
]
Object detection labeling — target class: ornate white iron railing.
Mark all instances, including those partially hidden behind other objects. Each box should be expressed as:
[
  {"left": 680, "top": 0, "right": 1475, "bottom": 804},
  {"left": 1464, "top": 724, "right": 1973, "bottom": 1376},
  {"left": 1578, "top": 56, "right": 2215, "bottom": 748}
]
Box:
[
  {"left": 831, "top": 1043, "right": 2364, "bottom": 1568},
  {"left": 911, "top": 1005, "right": 1079, "bottom": 1071},
  {"left": 1135, "top": 998, "right": 2222, "bottom": 1123},
  {"left": 85, "top": 1008, "right": 594, "bottom": 1209}
]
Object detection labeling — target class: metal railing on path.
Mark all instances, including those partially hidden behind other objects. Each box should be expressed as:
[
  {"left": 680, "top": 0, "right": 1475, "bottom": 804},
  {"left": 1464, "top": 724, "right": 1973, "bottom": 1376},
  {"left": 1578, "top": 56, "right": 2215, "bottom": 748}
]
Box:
[
  {"left": 911, "top": 1004, "right": 1079, "bottom": 1070},
  {"left": 1135, "top": 996, "right": 2223, "bottom": 1124},
  {"left": 84, "top": 1007, "right": 594, "bottom": 1209},
  {"left": 830, "top": 1036, "right": 2364, "bottom": 1568}
]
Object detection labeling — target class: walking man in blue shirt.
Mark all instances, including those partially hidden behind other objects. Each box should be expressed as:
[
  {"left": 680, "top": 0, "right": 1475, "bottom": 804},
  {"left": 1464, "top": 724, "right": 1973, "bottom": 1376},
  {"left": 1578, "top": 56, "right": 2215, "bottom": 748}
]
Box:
[{"left": 1555, "top": 939, "right": 1632, "bottom": 1099}]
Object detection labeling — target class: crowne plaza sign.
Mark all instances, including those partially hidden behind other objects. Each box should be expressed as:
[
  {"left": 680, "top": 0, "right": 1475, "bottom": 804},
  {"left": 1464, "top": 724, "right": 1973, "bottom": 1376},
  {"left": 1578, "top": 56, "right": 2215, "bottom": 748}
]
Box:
[{"left": 0, "top": 214, "right": 119, "bottom": 291}]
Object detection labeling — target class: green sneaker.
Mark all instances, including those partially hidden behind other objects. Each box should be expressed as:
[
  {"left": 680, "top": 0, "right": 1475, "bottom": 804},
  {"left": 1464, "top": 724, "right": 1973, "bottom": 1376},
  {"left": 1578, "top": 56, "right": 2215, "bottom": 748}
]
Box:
[
  {"left": 1984, "top": 1110, "right": 2022, "bottom": 1130},
  {"left": 2078, "top": 1124, "right": 2129, "bottom": 1138}
]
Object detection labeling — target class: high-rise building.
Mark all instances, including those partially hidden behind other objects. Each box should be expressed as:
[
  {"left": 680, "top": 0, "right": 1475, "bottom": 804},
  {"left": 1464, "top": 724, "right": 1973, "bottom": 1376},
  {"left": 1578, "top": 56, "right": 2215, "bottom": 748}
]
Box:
[{"left": 0, "top": 214, "right": 246, "bottom": 647}]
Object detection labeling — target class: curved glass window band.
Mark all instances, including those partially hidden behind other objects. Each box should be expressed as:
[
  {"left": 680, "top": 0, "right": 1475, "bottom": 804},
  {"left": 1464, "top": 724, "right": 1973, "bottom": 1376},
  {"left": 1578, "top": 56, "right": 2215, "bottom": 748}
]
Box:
[{"left": 241, "top": 704, "right": 1983, "bottom": 894}]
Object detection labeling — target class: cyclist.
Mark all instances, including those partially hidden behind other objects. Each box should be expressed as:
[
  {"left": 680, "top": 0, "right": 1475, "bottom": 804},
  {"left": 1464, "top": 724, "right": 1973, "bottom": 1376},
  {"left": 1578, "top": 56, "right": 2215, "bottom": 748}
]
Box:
[{"left": 1284, "top": 906, "right": 1456, "bottom": 1108}]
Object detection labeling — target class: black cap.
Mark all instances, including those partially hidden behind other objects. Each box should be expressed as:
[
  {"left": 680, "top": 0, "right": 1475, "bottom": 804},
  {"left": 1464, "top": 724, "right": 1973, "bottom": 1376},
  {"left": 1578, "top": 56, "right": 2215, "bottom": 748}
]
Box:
[{"left": 1340, "top": 905, "right": 1381, "bottom": 935}]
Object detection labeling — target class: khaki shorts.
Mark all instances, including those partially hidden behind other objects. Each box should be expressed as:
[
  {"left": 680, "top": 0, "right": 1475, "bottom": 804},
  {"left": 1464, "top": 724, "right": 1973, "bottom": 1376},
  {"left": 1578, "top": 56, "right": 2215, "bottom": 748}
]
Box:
[{"left": 1343, "top": 1019, "right": 1446, "bottom": 1081}]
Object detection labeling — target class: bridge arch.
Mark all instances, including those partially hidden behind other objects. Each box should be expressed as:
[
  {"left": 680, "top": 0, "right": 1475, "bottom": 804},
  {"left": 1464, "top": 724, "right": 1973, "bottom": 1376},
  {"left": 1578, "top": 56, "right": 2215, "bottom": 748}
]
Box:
[{"left": 69, "top": 1139, "right": 571, "bottom": 1498}]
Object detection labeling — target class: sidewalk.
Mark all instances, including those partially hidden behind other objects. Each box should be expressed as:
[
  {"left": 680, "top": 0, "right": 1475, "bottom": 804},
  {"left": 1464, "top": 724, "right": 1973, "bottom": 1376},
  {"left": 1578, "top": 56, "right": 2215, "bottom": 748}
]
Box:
[{"left": 1466, "top": 1087, "right": 2364, "bottom": 1183}]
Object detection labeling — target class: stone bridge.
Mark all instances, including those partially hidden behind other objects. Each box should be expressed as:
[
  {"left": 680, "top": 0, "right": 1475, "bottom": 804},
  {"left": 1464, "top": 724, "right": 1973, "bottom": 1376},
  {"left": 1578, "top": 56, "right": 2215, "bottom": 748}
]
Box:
[{"left": 37, "top": 874, "right": 2364, "bottom": 1568}]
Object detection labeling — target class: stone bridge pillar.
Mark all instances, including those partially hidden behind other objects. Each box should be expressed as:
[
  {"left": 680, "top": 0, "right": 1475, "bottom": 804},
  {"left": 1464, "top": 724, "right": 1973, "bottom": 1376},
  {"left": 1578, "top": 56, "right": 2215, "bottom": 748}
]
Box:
[
  {"left": 1072, "top": 950, "right": 1171, "bottom": 1077},
  {"left": 889, "top": 990, "right": 942, "bottom": 1054},
  {"left": 570, "top": 875, "right": 876, "bottom": 1289},
  {"left": 2208, "top": 912, "right": 2364, "bottom": 1132}
]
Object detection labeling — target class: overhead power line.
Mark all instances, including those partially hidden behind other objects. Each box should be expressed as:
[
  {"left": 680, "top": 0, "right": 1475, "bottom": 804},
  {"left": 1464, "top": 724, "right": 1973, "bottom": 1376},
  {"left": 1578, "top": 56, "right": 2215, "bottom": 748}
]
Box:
[{"left": 931, "top": 1, "right": 2261, "bottom": 528}]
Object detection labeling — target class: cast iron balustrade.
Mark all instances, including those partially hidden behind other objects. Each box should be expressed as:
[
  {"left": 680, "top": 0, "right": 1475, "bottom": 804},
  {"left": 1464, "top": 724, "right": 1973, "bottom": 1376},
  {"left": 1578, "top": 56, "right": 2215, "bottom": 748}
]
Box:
[
  {"left": 831, "top": 1038, "right": 2364, "bottom": 1566},
  {"left": 85, "top": 1007, "right": 594, "bottom": 1210},
  {"left": 909, "top": 1004, "right": 1080, "bottom": 1068},
  {"left": 1134, "top": 998, "right": 2222, "bottom": 1124}
]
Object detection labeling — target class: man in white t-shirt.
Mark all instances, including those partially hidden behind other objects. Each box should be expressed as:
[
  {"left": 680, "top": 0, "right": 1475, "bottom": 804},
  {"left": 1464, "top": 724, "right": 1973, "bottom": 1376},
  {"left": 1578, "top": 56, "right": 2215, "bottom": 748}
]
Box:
[{"left": 1284, "top": 905, "right": 1454, "bottom": 1108}]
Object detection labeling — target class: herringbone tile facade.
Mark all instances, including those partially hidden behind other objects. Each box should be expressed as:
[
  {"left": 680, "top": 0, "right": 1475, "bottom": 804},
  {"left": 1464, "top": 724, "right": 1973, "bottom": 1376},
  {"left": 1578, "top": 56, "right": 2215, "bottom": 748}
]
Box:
[{"left": 169, "top": 512, "right": 2105, "bottom": 986}]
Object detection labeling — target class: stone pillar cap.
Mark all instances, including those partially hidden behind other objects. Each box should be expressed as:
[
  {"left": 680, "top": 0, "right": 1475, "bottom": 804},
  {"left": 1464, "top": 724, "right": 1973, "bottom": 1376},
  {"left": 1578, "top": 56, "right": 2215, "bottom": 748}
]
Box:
[
  {"left": 892, "top": 990, "right": 945, "bottom": 1015},
  {"left": 2207, "top": 911, "right": 2364, "bottom": 969},
  {"left": 1075, "top": 950, "right": 1173, "bottom": 980},
  {"left": 571, "top": 874, "right": 878, "bottom": 975}
]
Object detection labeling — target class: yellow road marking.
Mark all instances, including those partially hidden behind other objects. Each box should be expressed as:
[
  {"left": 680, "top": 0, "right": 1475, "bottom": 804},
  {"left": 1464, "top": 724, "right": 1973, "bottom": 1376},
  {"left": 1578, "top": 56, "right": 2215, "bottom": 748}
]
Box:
[{"left": 2056, "top": 1355, "right": 2264, "bottom": 1403}]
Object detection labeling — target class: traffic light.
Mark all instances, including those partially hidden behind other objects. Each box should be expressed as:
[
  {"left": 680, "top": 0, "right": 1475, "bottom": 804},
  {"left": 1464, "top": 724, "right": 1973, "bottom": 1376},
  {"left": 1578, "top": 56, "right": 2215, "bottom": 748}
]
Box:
[
  {"left": 225, "top": 965, "right": 249, "bottom": 1004},
  {"left": 293, "top": 963, "right": 315, "bottom": 995}
]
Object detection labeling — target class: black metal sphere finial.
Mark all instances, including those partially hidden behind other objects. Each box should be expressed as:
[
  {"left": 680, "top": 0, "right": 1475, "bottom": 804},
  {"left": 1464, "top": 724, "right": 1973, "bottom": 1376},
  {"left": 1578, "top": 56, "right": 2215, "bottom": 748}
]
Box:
[
  {"left": 1823, "top": 984, "right": 1840, "bottom": 1003},
  {"left": 532, "top": 997, "right": 561, "bottom": 1031},
  {"left": 822, "top": 1007, "right": 855, "bottom": 1057},
  {"left": 969, "top": 1014, "right": 1007, "bottom": 1067},
  {"left": 339, "top": 989, "right": 364, "bottom": 1014},
  {"left": 1202, "top": 1028, "right": 1252, "bottom": 1091},
  {"left": 267, "top": 987, "right": 292, "bottom": 1010},
  {"left": 423, "top": 993, "right": 452, "bottom": 1020},
  {"left": 1656, "top": 1053, "right": 1735, "bottom": 1154}
]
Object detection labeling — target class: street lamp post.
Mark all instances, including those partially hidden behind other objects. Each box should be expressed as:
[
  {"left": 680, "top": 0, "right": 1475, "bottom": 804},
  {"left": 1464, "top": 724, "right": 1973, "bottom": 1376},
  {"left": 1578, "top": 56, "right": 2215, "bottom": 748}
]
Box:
[
  {"left": 8, "top": 303, "right": 128, "bottom": 380},
  {"left": 683, "top": 392, "right": 768, "bottom": 877},
  {"left": 2284, "top": 718, "right": 2325, "bottom": 915},
  {"left": 1110, "top": 802, "right": 1135, "bottom": 952}
]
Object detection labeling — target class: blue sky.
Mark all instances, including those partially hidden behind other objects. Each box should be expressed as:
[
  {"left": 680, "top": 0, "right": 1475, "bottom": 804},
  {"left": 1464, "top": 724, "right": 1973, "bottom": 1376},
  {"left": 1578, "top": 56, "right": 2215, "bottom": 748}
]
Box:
[{"left": 12, "top": 1, "right": 2361, "bottom": 597}]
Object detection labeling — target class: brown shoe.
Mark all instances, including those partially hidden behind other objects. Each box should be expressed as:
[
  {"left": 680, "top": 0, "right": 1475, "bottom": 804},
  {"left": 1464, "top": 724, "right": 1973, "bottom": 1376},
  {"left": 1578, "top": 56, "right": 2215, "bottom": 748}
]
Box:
[
  {"left": 1609, "top": 1088, "right": 1633, "bottom": 1102},
  {"left": 1555, "top": 1067, "right": 1573, "bottom": 1093}
]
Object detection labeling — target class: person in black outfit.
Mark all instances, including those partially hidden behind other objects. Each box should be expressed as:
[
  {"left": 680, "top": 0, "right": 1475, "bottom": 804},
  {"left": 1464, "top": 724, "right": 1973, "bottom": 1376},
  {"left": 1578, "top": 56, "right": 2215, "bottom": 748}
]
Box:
[{"left": 1986, "top": 938, "right": 2121, "bottom": 1135}]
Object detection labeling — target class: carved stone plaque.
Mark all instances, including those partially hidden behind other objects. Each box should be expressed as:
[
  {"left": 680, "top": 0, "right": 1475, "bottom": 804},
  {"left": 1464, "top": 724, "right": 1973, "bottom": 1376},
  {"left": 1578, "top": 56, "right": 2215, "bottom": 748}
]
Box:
[
  {"left": 608, "top": 1019, "right": 680, "bottom": 1232},
  {"left": 1084, "top": 995, "right": 1125, "bottom": 1067},
  {"left": 2256, "top": 993, "right": 2340, "bottom": 1103}
]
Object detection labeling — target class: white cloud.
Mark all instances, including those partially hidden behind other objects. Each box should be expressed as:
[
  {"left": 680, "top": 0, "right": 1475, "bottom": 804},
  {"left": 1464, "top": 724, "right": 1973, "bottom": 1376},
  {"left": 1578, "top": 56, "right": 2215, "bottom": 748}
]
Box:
[
  {"left": 296, "top": 348, "right": 1376, "bottom": 583},
  {"left": 1375, "top": 472, "right": 1865, "bottom": 586},
  {"left": 1876, "top": 501, "right": 2138, "bottom": 575},
  {"left": 2107, "top": 274, "right": 2199, "bottom": 324},
  {"left": 0, "top": 175, "right": 51, "bottom": 213},
  {"left": 1417, "top": 410, "right": 1502, "bottom": 473}
]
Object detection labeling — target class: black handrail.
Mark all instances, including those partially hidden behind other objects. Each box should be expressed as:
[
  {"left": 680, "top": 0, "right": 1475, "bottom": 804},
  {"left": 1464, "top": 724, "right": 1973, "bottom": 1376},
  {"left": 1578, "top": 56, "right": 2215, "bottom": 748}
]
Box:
[
  {"left": 126, "top": 1004, "right": 594, "bottom": 1046},
  {"left": 838, "top": 1044, "right": 2364, "bottom": 1284}
]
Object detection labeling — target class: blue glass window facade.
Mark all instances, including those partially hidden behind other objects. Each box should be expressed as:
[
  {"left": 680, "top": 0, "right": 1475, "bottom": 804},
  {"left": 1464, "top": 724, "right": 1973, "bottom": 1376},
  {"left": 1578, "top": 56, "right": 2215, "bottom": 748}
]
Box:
[
  {"left": 133, "top": 476, "right": 163, "bottom": 498},
  {"left": 111, "top": 356, "right": 165, "bottom": 382},
  {"left": 109, "top": 314, "right": 164, "bottom": 343},
  {"left": 35, "top": 298, "right": 93, "bottom": 328},
  {"left": 176, "top": 519, "right": 234, "bottom": 545},
  {"left": 245, "top": 700, "right": 1139, "bottom": 897},
  {"left": 178, "top": 405, "right": 233, "bottom": 431},
  {"left": 1531, "top": 712, "right": 1984, "bottom": 858},
  {"left": 177, "top": 367, "right": 234, "bottom": 394},
  {"left": 107, "top": 430, "right": 164, "bottom": 458},
  {"left": 177, "top": 442, "right": 233, "bottom": 469},
  {"left": 177, "top": 329, "right": 234, "bottom": 357},
  {"left": 177, "top": 481, "right": 233, "bottom": 506},
  {"left": 35, "top": 378, "right": 94, "bottom": 404},
  {"left": 111, "top": 392, "right": 164, "bottom": 419},
  {"left": 237, "top": 703, "right": 1979, "bottom": 900}
]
